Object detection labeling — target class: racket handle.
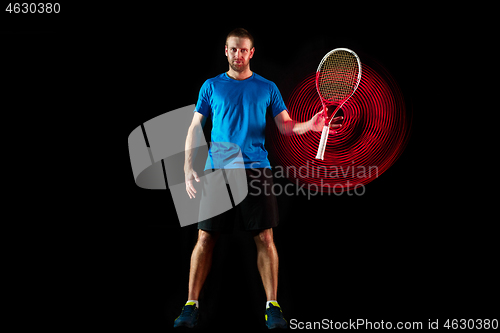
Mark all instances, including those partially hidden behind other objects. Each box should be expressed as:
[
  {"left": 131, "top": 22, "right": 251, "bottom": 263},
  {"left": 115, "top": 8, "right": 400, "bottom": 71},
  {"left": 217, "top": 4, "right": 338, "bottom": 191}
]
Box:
[{"left": 315, "top": 125, "right": 329, "bottom": 160}]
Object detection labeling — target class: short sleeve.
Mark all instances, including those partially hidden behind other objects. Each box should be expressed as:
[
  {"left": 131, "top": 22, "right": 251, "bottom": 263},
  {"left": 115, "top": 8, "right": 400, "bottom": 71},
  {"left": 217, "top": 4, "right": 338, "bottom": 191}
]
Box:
[
  {"left": 195, "top": 80, "right": 212, "bottom": 117},
  {"left": 269, "top": 82, "right": 287, "bottom": 118}
]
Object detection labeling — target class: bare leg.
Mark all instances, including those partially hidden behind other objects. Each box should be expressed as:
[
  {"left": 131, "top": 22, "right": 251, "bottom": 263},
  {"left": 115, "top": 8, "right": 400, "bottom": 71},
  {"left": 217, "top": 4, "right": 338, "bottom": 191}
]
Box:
[
  {"left": 187, "top": 229, "right": 220, "bottom": 300},
  {"left": 253, "top": 228, "right": 279, "bottom": 301}
]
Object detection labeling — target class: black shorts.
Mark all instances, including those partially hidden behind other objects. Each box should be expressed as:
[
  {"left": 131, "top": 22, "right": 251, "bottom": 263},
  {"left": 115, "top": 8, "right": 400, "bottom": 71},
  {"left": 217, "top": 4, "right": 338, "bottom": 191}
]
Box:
[{"left": 198, "top": 168, "right": 279, "bottom": 233}]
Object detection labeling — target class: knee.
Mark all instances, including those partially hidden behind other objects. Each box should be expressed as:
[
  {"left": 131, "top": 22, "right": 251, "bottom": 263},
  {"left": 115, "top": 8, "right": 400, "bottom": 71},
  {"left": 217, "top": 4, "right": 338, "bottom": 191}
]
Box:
[
  {"left": 197, "top": 230, "right": 218, "bottom": 248},
  {"left": 255, "top": 229, "right": 274, "bottom": 248}
]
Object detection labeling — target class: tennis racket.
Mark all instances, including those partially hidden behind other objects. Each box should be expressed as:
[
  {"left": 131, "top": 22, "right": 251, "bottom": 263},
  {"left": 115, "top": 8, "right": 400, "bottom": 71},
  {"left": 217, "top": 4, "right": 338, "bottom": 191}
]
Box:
[{"left": 315, "top": 48, "right": 361, "bottom": 160}]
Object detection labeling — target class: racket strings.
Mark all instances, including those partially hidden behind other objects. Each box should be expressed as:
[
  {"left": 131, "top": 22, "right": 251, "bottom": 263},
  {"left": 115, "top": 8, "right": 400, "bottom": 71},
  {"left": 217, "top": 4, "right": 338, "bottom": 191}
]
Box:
[{"left": 318, "top": 50, "right": 359, "bottom": 102}]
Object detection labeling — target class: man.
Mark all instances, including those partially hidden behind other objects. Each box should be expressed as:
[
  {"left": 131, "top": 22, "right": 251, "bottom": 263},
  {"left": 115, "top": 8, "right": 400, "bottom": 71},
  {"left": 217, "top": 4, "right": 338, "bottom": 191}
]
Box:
[{"left": 175, "top": 28, "right": 342, "bottom": 329}]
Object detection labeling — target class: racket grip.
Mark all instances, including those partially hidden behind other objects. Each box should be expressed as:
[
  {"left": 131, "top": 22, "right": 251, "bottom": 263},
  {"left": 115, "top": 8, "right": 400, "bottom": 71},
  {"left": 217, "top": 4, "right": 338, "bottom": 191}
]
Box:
[{"left": 315, "top": 125, "right": 330, "bottom": 160}]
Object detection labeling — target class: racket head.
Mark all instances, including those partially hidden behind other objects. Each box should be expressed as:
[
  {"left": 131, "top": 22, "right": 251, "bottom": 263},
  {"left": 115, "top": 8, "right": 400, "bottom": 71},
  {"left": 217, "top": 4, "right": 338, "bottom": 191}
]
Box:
[{"left": 316, "top": 48, "right": 362, "bottom": 116}]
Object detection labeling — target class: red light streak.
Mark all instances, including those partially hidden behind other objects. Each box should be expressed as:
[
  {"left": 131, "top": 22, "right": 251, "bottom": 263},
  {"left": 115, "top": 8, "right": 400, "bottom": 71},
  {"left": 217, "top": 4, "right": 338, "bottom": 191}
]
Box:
[{"left": 268, "top": 63, "right": 411, "bottom": 193}]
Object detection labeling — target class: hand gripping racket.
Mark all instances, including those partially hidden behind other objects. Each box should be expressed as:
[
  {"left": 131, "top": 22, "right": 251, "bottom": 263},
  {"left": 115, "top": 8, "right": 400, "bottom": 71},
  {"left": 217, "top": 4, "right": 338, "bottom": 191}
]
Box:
[{"left": 315, "top": 48, "right": 361, "bottom": 160}]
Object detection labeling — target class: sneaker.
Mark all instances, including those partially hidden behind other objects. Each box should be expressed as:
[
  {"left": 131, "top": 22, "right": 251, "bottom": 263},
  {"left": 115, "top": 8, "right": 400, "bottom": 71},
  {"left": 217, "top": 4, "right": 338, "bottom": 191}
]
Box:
[
  {"left": 173, "top": 302, "right": 199, "bottom": 328},
  {"left": 265, "top": 302, "right": 287, "bottom": 329}
]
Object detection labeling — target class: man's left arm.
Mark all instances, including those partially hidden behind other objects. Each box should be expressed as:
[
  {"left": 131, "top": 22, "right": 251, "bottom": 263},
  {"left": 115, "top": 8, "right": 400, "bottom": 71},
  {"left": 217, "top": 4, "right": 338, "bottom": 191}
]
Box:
[{"left": 274, "top": 108, "right": 343, "bottom": 136}]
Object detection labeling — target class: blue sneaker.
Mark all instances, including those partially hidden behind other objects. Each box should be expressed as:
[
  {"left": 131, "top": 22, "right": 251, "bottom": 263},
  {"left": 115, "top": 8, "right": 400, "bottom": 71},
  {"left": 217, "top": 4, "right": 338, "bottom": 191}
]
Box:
[
  {"left": 265, "top": 302, "right": 287, "bottom": 329},
  {"left": 173, "top": 302, "right": 199, "bottom": 328}
]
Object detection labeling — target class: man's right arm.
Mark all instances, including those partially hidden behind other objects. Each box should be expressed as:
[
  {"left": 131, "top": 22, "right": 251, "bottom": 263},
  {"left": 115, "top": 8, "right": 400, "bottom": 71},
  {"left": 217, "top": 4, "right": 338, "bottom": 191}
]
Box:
[{"left": 184, "top": 112, "right": 206, "bottom": 199}]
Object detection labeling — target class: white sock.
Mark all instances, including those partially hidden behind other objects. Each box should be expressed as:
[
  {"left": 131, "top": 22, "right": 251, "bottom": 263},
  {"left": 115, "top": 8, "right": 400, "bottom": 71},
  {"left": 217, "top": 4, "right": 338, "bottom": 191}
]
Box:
[
  {"left": 266, "top": 300, "right": 279, "bottom": 309},
  {"left": 186, "top": 300, "right": 199, "bottom": 308}
]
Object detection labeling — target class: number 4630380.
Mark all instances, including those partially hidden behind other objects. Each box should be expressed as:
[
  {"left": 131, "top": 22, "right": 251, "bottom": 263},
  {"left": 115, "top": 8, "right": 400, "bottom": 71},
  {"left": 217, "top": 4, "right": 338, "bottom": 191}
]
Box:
[{"left": 6, "top": 3, "right": 60, "bottom": 13}]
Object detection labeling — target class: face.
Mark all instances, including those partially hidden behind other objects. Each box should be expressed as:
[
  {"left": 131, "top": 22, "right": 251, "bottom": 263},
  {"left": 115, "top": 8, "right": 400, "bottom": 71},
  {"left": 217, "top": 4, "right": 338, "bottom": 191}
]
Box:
[{"left": 225, "top": 37, "right": 254, "bottom": 72}]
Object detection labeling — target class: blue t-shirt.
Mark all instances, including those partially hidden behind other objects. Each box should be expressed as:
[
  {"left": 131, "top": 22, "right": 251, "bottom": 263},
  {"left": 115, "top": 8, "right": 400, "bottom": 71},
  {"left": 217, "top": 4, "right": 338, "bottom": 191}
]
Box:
[{"left": 195, "top": 72, "right": 287, "bottom": 170}]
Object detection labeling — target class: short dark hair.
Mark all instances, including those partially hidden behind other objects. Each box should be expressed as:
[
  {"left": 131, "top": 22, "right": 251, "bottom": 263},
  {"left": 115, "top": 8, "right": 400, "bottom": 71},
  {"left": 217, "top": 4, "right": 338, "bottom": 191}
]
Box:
[{"left": 226, "top": 28, "right": 254, "bottom": 48}]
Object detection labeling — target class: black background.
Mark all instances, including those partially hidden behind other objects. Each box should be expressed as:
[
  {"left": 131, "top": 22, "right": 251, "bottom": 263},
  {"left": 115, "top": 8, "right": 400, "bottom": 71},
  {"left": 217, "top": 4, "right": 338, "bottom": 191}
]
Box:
[{"left": 2, "top": 2, "right": 497, "bottom": 331}]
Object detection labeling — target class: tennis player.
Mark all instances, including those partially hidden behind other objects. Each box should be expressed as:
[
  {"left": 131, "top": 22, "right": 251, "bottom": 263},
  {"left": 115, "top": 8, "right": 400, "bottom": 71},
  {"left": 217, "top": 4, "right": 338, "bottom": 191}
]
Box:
[{"left": 174, "top": 28, "right": 342, "bottom": 329}]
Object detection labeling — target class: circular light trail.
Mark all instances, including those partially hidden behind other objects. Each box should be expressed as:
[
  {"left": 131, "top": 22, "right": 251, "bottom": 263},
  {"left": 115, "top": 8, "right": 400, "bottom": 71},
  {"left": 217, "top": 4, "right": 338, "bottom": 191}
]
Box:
[{"left": 268, "top": 62, "right": 411, "bottom": 193}]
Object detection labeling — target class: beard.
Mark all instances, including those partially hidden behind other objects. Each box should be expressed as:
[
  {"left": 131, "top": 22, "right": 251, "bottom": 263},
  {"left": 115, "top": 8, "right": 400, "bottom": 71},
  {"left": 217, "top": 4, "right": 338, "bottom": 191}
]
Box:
[{"left": 229, "top": 58, "right": 249, "bottom": 73}]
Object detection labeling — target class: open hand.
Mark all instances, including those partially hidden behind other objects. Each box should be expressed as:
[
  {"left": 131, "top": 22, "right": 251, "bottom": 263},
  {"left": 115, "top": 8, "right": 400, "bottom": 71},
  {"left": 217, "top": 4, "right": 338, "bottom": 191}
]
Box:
[{"left": 185, "top": 168, "right": 200, "bottom": 199}]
